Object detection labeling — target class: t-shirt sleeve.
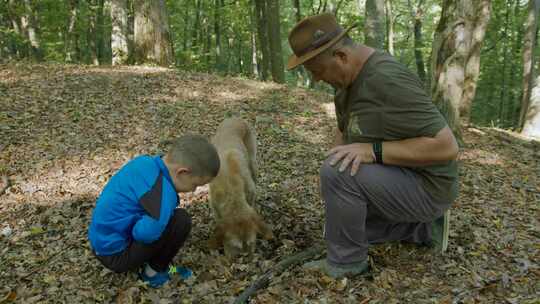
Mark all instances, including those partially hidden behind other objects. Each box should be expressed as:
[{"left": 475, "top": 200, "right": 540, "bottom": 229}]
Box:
[{"left": 377, "top": 64, "right": 448, "bottom": 139}]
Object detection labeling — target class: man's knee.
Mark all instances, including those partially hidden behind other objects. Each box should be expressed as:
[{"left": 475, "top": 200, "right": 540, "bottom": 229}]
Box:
[{"left": 319, "top": 157, "right": 340, "bottom": 186}]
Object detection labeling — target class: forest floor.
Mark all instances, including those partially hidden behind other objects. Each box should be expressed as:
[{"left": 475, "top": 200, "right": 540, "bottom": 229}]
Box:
[{"left": 0, "top": 63, "right": 538, "bottom": 304}]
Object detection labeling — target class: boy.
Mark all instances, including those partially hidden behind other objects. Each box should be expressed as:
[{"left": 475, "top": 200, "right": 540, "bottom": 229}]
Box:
[{"left": 88, "top": 135, "right": 220, "bottom": 288}]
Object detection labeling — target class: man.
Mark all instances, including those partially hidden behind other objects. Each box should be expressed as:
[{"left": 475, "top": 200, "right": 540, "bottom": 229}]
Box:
[{"left": 287, "top": 13, "right": 459, "bottom": 278}]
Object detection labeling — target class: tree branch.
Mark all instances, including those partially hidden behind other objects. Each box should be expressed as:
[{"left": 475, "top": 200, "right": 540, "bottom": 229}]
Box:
[
  {"left": 233, "top": 245, "right": 324, "bottom": 304},
  {"left": 254, "top": 200, "right": 291, "bottom": 218}
]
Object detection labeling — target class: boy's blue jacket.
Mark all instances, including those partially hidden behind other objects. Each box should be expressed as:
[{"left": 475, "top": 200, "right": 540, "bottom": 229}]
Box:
[{"left": 88, "top": 155, "right": 179, "bottom": 256}]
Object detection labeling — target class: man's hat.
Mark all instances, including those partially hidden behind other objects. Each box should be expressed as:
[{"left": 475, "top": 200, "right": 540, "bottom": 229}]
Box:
[{"left": 287, "top": 13, "right": 357, "bottom": 70}]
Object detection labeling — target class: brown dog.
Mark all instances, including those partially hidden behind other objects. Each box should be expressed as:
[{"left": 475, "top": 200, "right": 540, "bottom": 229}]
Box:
[{"left": 208, "top": 118, "right": 273, "bottom": 258}]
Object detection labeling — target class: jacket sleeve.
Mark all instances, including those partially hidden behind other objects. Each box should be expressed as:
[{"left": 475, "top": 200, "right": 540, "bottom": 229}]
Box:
[{"left": 132, "top": 173, "right": 179, "bottom": 243}]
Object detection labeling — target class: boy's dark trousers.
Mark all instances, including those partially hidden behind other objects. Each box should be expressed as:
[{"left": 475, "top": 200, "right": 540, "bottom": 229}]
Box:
[{"left": 95, "top": 208, "right": 191, "bottom": 273}]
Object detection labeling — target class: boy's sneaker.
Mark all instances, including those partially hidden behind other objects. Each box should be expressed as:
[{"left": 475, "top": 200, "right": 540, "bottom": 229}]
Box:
[
  {"left": 140, "top": 269, "right": 170, "bottom": 288},
  {"left": 168, "top": 265, "right": 193, "bottom": 280},
  {"left": 140, "top": 265, "right": 193, "bottom": 288},
  {"left": 431, "top": 209, "right": 450, "bottom": 253}
]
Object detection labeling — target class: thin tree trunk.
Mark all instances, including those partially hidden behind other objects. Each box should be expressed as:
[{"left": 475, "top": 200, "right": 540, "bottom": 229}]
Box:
[
  {"left": 183, "top": 0, "right": 189, "bottom": 51},
  {"left": 249, "top": 0, "right": 258, "bottom": 76},
  {"left": 431, "top": 0, "right": 491, "bottom": 139},
  {"left": 254, "top": 0, "right": 271, "bottom": 80},
  {"left": 203, "top": 15, "right": 211, "bottom": 68},
  {"left": 214, "top": 0, "right": 222, "bottom": 70},
  {"left": 292, "top": 0, "right": 309, "bottom": 86},
  {"left": 6, "top": 0, "right": 25, "bottom": 58},
  {"left": 498, "top": 2, "right": 512, "bottom": 124},
  {"left": 251, "top": 32, "right": 258, "bottom": 76},
  {"left": 293, "top": 0, "right": 301, "bottom": 21},
  {"left": 385, "top": 0, "right": 394, "bottom": 55},
  {"left": 413, "top": 0, "right": 426, "bottom": 84},
  {"left": 237, "top": 32, "right": 243, "bottom": 74},
  {"left": 96, "top": 0, "right": 105, "bottom": 64},
  {"left": 192, "top": 0, "right": 201, "bottom": 48},
  {"left": 65, "top": 0, "right": 79, "bottom": 63},
  {"left": 87, "top": 2, "right": 99, "bottom": 65},
  {"left": 364, "top": 0, "right": 385, "bottom": 49},
  {"left": 22, "top": 0, "right": 43, "bottom": 61},
  {"left": 334, "top": 0, "right": 345, "bottom": 16},
  {"left": 111, "top": 0, "right": 129, "bottom": 65},
  {"left": 133, "top": 0, "right": 174, "bottom": 66},
  {"left": 519, "top": 0, "right": 540, "bottom": 130},
  {"left": 266, "top": 0, "right": 285, "bottom": 83},
  {"left": 508, "top": 1, "right": 523, "bottom": 126}
]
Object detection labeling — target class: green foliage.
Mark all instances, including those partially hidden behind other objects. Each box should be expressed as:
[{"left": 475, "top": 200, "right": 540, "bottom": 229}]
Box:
[
  {"left": 0, "top": 0, "right": 534, "bottom": 129},
  {"left": 473, "top": 0, "right": 529, "bottom": 129}
]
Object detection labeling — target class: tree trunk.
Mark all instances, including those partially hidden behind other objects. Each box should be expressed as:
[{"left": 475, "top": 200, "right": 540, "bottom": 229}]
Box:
[
  {"left": 133, "top": 0, "right": 174, "bottom": 66},
  {"left": 519, "top": 0, "right": 540, "bottom": 130},
  {"left": 249, "top": 0, "right": 258, "bottom": 76},
  {"left": 214, "top": 0, "right": 222, "bottom": 70},
  {"left": 430, "top": 0, "right": 491, "bottom": 139},
  {"left": 292, "top": 0, "right": 310, "bottom": 87},
  {"left": 6, "top": 0, "right": 26, "bottom": 58},
  {"left": 413, "top": 0, "right": 426, "bottom": 84},
  {"left": 22, "top": 0, "right": 43, "bottom": 61},
  {"left": 87, "top": 2, "right": 99, "bottom": 65},
  {"left": 385, "top": 0, "right": 394, "bottom": 55},
  {"left": 508, "top": 0, "right": 523, "bottom": 126},
  {"left": 192, "top": 0, "right": 201, "bottom": 49},
  {"left": 293, "top": 0, "right": 302, "bottom": 21},
  {"left": 96, "top": 0, "right": 105, "bottom": 64},
  {"left": 111, "top": 0, "right": 130, "bottom": 65},
  {"left": 127, "top": 0, "right": 135, "bottom": 63},
  {"left": 522, "top": 75, "right": 540, "bottom": 139},
  {"left": 364, "top": 0, "right": 385, "bottom": 49},
  {"left": 203, "top": 15, "right": 211, "bottom": 68},
  {"left": 65, "top": 0, "right": 79, "bottom": 63},
  {"left": 498, "top": 2, "right": 512, "bottom": 124},
  {"left": 266, "top": 0, "right": 285, "bottom": 83},
  {"left": 254, "top": 0, "right": 271, "bottom": 80}
]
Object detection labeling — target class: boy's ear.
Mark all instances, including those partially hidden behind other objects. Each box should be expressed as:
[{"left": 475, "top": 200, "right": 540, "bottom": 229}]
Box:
[{"left": 175, "top": 167, "right": 191, "bottom": 176}]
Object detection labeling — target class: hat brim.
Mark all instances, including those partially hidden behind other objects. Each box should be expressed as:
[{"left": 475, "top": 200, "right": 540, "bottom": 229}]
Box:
[{"left": 287, "top": 24, "right": 357, "bottom": 70}]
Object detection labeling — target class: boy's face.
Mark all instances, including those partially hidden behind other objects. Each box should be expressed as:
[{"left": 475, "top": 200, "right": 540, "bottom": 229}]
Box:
[{"left": 173, "top": 170, "right": 214, "bottom": 193}]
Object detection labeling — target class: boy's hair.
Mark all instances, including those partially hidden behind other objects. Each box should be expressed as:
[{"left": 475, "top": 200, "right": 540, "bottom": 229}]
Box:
[{"left": 166, "top": 134, "right": 220, "bottom": 177}]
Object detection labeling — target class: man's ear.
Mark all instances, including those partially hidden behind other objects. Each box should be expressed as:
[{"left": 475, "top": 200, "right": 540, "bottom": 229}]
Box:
[{"left": 334, "top": 48, "right": 348, "bottom": 64}]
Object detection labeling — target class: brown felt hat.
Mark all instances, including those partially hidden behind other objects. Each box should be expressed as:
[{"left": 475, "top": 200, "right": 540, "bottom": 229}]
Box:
[{"left": 287, "top": 13, "right": 357, "bottom": 70}]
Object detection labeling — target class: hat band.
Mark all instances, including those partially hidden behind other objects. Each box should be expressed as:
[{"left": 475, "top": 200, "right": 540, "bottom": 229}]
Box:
[{"left": 297, "top": 28, "right": 343, "bottom": 57}]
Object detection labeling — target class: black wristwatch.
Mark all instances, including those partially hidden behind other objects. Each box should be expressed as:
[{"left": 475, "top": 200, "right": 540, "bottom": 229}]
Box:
[{"left": 372, "top": 141, "right": 383, "bottom": 164}]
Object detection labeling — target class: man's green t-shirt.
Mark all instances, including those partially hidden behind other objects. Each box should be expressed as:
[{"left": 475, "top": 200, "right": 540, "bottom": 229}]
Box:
[{"left": 334, "top": 50, "right": 458, "bottom": 204}]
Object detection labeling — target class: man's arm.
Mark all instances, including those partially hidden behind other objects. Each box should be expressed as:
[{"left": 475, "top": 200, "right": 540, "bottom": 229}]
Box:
[
  {"left": 382, "top": 126, "right": 458, "bottom": 166},
  {"left": 328, "top": 126, "right": 458, "bottom": 175},
  {"left": 333, "top": 128, "right": 344, "bottom": 147}
]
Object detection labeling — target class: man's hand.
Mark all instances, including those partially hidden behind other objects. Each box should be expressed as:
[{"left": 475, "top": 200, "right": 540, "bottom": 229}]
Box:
[{"left": 326, "top": 143, "right": 375, "bottom": 176}]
